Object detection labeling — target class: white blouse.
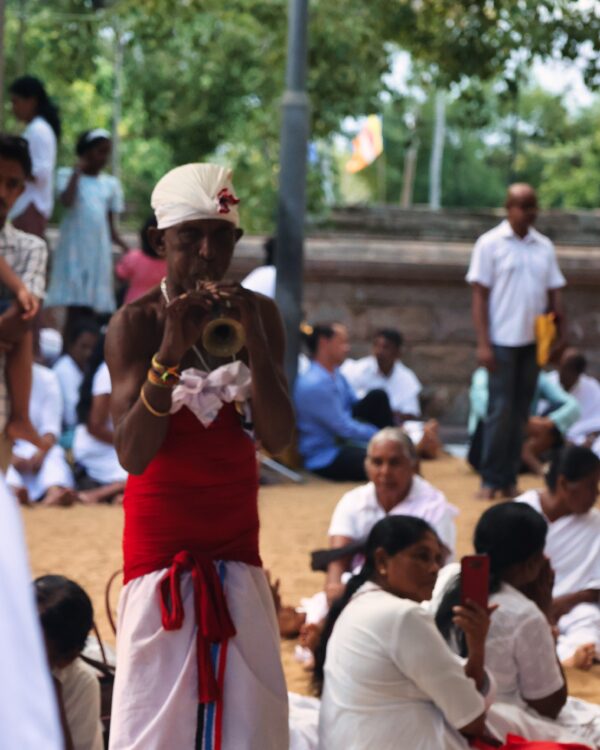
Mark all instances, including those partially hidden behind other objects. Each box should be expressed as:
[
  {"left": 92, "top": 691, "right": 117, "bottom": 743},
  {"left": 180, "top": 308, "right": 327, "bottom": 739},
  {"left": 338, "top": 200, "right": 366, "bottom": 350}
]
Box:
[{"left": 319, "top": 582, "right": 485, "bottom": 750}]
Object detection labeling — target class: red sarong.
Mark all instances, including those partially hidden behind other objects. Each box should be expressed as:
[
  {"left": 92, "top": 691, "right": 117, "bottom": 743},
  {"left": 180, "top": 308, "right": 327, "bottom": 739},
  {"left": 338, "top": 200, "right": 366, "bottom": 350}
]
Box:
[{"left": 122, "top": 404, "right": 260, "bottom": 702}]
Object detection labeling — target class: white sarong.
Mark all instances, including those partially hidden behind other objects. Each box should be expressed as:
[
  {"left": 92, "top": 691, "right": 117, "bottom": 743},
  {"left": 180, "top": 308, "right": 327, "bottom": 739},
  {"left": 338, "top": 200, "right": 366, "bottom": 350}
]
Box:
[{"left": 109, "top": 561, "right": 289, "bottom": 750}]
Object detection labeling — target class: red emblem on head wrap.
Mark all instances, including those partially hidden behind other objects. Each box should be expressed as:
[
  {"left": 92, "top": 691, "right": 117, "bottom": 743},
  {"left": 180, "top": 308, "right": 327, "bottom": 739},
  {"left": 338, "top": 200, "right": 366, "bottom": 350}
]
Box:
[{"left": 217, "top": 188, "right": 240, "bottom": 214}]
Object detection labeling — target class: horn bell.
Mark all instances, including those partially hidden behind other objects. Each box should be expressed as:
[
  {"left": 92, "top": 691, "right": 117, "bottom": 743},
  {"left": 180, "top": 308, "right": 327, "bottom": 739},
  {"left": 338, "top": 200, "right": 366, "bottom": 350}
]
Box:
[{"left": 202, "top": 316, "right": 246, "bottom": 357}]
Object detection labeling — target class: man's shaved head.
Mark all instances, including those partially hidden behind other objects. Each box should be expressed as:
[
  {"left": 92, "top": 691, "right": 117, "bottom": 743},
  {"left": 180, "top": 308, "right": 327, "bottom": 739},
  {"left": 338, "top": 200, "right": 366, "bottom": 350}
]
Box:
[
  {"left": 505, "top": 182, "right": 538, "bottom": 237},
  {"left": 505, "top": 183, "right": 537, "bottom": 209}
]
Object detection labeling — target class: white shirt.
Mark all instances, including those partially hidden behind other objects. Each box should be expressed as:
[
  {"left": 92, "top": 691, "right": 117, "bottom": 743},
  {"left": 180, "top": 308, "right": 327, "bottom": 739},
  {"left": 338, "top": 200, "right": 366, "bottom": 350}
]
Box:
[
  {"left": 546, "top": 371, "right": 600, "bottom": 442},
  {"left": 53, "top": 659, "right": 103, "bottom": 750},
  {"left": 328, "top": 476, "right": 458, "bottom": 554},
  {"left": 53, "top": 354, "right": 84, "bottom": 430},
  {"left": 19, "top": 364, "right": 62, "bottom": 441},
  {"left": 517, "top": 489, "right": 600, "bottom": 596},
  {"left": 466, "top": 220, "right": 566, "bottom": 347},
  {"left": 0, "top": 474, "right": 62, "bottom": 749},
  {"left": 341, "top": 355, "right": 422, "bottom": 415},
  {"left": 10, "top": 116, "right": 57, "bottom": 219},
  {"left": 72, "top": 363, "right": 127, "bottom": 484},
  {"left": 432, "top": 563, "right": 564, "bottom": 707},
  {"left": 241, "top": 265, "right": 276, "bottom": 299},
  {"left": 319, "top": 583, "right": 485, "bottom": 750}
]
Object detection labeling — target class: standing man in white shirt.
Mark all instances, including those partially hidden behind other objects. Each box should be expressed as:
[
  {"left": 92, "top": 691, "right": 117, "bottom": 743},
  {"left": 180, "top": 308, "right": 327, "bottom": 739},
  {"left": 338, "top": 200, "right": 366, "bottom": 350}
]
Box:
[{"left": 466, "top": 183, "right": 566, "bottom": 499}]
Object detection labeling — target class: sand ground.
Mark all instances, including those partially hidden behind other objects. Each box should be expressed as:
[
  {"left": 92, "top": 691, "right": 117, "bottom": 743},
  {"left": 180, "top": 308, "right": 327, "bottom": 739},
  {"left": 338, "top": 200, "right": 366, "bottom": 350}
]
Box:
[{"left": 22, "top": 454, "right": 600, "bottom": 702}]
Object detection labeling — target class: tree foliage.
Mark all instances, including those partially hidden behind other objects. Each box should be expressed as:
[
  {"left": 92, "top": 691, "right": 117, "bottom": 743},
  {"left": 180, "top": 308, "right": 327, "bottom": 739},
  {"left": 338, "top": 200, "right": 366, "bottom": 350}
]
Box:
[{"left": 4, "top": 0, "right": 600, "bottom": 227}]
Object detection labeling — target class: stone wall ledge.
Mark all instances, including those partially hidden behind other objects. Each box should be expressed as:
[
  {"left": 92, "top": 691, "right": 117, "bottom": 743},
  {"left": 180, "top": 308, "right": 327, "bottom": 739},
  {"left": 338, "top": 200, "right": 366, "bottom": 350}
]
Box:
[{"left": 231, "top": 235, "right": 600, "bottom": 287}]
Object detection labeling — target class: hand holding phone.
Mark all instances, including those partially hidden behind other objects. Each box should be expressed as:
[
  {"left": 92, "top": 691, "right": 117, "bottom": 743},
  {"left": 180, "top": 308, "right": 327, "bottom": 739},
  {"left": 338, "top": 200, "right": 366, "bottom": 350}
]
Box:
[{"left": 460, "top": 554, "right": 489, "bottom": 609}]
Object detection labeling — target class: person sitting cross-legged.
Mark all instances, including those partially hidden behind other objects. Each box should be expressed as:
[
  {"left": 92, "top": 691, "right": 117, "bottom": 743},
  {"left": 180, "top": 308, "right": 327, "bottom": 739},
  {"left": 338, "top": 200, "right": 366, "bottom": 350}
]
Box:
[
  {"left": 431, "top": 502, "right": 600, "bottom": 746},
  {"left": 273, "top": 427, "right": 457, "bottom": 670},
  {"left": 294, "top": 322, "right": 393, "bottom": 481},
  {"left": 341, "top": 328, "right": 441, "bottom": 458},
  {"left": 549, "top": 347, "right": 600, "bottom": 454},
  {"left": 517, "top": 445, "right": 600, "bottom": 669},
  {"left": 6, "top": 353, "right": 76, "bottom": 506},
  {"left": 315, "top": 516, "right": 494, "bottom": 750},
  {"left": 52, "top": 319, "right": 100, "bottom": 450}
]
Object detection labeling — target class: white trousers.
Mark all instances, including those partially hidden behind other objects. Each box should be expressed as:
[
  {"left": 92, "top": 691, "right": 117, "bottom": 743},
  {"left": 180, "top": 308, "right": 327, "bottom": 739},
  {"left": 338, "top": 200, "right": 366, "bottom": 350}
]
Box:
[{"left": 109, "top": 562, "right": 289, "bottom": 750}]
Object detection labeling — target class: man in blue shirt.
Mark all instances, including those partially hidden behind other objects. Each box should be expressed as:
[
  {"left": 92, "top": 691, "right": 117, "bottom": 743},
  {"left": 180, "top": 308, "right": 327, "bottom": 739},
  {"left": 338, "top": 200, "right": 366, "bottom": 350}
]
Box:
[{"left": 294, "top": 322, "right": 393, "bottom": 480}]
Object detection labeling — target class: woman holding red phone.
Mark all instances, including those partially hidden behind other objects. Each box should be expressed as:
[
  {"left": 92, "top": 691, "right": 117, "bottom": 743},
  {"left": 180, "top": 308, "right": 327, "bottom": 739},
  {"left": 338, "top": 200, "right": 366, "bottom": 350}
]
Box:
[
  {"left": 432, "top": 503, "right": 600, "bottom": 747},
  {"left": 314, "top": 515, "right": 497, "bottom": 750}
]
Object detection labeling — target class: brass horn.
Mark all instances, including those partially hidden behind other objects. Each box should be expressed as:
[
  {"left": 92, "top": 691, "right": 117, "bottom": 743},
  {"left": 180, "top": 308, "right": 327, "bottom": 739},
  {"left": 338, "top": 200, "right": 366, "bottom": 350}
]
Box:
[{"left": 202, "top": 314, "right": 246, "bottom": 357}]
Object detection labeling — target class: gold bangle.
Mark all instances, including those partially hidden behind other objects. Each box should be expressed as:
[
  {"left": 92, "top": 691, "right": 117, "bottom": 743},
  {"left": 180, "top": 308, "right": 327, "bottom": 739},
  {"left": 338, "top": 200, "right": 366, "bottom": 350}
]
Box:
[
  {"left": 147, "top": 369, "right": 175, "bottom": 388},
  {"left": 139, "top": 384, "right": 170, "bottom": 417},
  {"left": 151, "top": 353, "right": 180, "bottom": 377}
]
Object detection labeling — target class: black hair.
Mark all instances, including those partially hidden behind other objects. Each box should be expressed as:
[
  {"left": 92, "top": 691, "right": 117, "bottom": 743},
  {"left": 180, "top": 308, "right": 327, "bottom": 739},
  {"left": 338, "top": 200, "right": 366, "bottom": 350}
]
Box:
[
  {"left": 301, "top": 322, "right": 337, "bottom": 357},
  {"left": 435, "top": 503, "right": 547, "bottom": 654},
  {"left": 140, "top": 214, "right": 159, "bottom": 258},
  {"left": 264, "top": 236, "right": 276, "bottom": 266},
  {"left": 0, "top": 134, "right": 32, "bottom": 178},
  {"left": 65, "top": 318, "right": 100, "bottom": 351},
  {"left": 563, "top": 352, "right": 587, "bottom": 376},
  {"left": 9, "top": 76, "right": 61, "bottom": 139},
  {"left": 75, "top": 129, "right": 111, "bottom": 157},
  {"left": 374, "top": 328, "right": 403, "bottom": 349},
  {"left": 76, "top": 332, "right": 106, "bottom": 425},
  {"left": 312, "top": 515, "right": 435, "bottom": 695},
  {"left": 545, "top": 444, "right": 600, "bottom": 493},
  {"left": 35, "top": 575, "right": 93, "bottom": 657}
]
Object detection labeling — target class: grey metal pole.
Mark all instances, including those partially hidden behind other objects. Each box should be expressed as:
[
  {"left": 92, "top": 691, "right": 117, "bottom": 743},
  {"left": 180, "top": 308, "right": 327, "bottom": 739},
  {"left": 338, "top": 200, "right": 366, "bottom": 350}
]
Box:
[{"left": 275, "top": 0, "right": 310, "bottom": 390}]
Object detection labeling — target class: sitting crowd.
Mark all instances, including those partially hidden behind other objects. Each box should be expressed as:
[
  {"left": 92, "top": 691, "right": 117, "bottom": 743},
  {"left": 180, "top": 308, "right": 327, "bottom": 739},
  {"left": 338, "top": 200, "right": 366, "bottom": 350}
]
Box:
[
  {"left": 6, "top": 323, "right": 126, "bottom": 505},
  {"left": 293, "top": 322, "right": 441, "bottom": 481},
  {"left": 284, "top": 442, "right": 600, "bottom": 750}
]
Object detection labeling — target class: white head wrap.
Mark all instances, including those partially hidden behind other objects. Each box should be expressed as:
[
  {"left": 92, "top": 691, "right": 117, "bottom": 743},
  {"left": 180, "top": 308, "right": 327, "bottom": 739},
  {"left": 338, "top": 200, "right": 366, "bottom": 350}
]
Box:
[
  {"left": 151, "top": 163, "right": 240, "bottom": 230},
  {"left": 85, "top": 128, "right": 111, "bottom": 143}
]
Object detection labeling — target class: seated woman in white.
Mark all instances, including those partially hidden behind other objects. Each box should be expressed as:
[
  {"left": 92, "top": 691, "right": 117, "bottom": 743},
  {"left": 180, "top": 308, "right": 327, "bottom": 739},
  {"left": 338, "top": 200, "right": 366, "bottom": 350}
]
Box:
[
  {"left": 72, "top": 346, "right": 127, "bottom": 504},
  {"left": 315, "top": 515, "right": 494, "bottom": 750},
  {"left": 431, "top": 501, "right": 600, "bottom": 746},
  {"left": 6, "top": 363, "right": 76, "bottom": 506},
  {"left": 277, "top": 428, "right": 458, "bottom": 649},
  {"left": 325, "top": 427, "right": 457, "bottom": 601},
  {"left": 516, "top": 444, "right": 600, "bottom": 668},
  {"left": 52, "top": 320, "right": 99, "bottom": 449}
]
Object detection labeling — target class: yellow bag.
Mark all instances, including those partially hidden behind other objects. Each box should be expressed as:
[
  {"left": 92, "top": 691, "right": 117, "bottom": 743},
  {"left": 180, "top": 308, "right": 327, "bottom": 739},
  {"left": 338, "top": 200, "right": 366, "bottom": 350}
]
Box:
[{"left": 535, "top": 313, "right": 556, "bottom": 367}]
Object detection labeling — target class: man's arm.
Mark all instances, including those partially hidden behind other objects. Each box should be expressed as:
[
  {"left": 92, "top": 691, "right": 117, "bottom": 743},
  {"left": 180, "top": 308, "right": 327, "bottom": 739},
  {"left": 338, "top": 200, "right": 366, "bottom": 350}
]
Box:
[
  {"left": 108, "top": 211, "right": 129, "bottom": 252},
  {"left": 325, "top": 534, "right": 354, "bottom": 605},
  {"left": 471, "top": 283, "right": 496, "bottom": 371},
  {"left": 105, "top": 307, "right": 171, "bottom": 475},
  {"left": 552, "top": 589, "right": 599, "bottom": 621},
  {"left": 241, "top": 294, "right": 295, "bottom": 455}
]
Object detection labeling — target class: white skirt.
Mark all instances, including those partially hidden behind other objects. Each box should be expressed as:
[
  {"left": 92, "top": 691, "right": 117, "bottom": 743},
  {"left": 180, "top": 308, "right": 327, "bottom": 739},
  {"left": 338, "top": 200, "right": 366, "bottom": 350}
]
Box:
[{"left": 109, "top": 561, "right": 289, "bottom": 750}]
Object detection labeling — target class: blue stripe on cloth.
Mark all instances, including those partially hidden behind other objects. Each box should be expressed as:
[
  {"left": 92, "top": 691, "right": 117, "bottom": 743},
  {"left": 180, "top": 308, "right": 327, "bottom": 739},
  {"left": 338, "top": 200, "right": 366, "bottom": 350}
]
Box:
[{"left": 201, "top": 562, "right": 227, "bottom": 750}]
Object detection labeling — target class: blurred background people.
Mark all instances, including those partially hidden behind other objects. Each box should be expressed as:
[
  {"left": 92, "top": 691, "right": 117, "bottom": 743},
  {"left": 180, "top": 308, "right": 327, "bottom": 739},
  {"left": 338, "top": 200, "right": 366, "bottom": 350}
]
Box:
[{"left": 9, "top": 75, "right": 60, "bottom": 237}]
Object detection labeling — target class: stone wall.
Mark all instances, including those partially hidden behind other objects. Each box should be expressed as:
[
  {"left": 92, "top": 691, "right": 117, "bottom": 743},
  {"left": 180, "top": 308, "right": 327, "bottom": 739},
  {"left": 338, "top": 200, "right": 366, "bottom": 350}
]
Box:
[{"left": 229, "top": 232, "right": 600, "bottom": 426}]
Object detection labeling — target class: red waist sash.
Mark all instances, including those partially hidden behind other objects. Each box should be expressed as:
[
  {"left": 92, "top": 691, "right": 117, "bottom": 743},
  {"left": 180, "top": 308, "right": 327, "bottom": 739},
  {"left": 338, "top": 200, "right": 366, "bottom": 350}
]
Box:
[{"left": 122, "top": 404, "right": 260, "bottom": 702}]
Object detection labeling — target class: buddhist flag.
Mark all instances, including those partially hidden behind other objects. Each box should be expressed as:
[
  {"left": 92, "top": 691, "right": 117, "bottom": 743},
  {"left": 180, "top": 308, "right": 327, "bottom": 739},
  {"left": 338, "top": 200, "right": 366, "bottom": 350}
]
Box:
[{"left": 346, "top": 115, "right": 383, "bottom": 173}]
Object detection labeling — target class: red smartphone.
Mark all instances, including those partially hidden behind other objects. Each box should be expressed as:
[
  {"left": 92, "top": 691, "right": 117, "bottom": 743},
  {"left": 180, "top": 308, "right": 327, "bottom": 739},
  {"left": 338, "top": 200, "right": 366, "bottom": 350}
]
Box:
[{"left": 460, "top": 554, "right": 489, "bottom": 609}]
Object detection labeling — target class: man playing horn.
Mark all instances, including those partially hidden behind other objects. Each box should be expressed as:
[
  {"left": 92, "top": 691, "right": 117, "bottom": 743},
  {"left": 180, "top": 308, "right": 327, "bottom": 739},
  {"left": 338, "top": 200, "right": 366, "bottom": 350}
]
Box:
[{"left": 105, "top": 163, "right": 294, "bottom": 749}]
